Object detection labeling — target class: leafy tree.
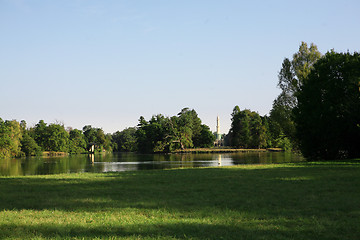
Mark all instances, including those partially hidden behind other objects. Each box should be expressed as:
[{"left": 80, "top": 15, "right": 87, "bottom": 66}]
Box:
[
  {"left": 249, "top": 113, "right": 266, "bottom": 149},
  {"left": 229, "top": 107, "right": 251, "bottom": 148},
  {"left": 135, "top": 114, "right": 172, "bottom": 153},
  {"left": 82, "top": 125, "right": 109, "bottom": 152},
  {"left": 112, "top": 127, "right": 137, "bottom": 152},
  {"left": 83, "top": 125, "right": 97, "bottom": 145},
  {"left": 104, "top": 133, "right": 113, "bottom": 152},
  {"left": 34, "top": 120, "right": 48, "bottom": 151},
  {"left": 294, "top": 51, "right": 360, "bottom": 160},
  {"left": 45, "top": 123, "right": 69, "bottom": 152},
  {"left": 270, "top": 42, "right": 322, "bottom": 146},
  {"left": 135, "top": 108, "right": 214, "bottom": 153},
  {"left": 229, "top": 107, "right": 267, "bottom": 149},
  {"left": 135, "top": 117, "right": 152, "bottom": 153},
  {"left": 21, "top": 132, "right": 41, "bottom": 156},
  {"left": 0, "top": 119, "right": 23, "bottom": 158},
  {"left": 196, "top": 124, "right": 215, "bottom": 148},
  {"left": 69, "top": 129, "right": 87, "bottom": 153}
]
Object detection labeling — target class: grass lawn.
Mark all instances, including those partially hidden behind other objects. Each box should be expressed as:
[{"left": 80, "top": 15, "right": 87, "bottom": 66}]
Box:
[{"left": 0, "top": 161, "right": 359, "bottom": 239}]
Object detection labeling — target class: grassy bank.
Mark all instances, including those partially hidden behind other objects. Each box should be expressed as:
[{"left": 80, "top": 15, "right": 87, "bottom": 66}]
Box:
[{"left": 0, "top": 161, "right": 359, "bottom": 239}]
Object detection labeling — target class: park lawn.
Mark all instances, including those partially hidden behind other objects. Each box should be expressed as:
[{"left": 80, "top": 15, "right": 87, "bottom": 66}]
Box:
[{"left": 0, "top": 161, "right": 359, "bottom": 239}]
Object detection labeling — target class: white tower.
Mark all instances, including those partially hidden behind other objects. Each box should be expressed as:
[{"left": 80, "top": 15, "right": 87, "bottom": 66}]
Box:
[{"left": 216, "top": 116, "right": 221, "bottom": 141}]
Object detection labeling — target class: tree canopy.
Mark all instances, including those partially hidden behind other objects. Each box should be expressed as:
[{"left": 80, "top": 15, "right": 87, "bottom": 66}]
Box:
[
  {"left": 294, "top": 51, "right": 360, "bottom": 160},
  {"left": 228, "top": 106, "right": 267, "bottom": 149},
  {"left": 136, "top": 108, "right": 215, "bottom": 153},
  {"left": 270, "top": 42, "right": 322, "bottom": 146}
]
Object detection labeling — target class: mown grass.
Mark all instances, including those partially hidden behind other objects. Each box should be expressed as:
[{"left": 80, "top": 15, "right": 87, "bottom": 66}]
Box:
[{"left": 0, "top": 161, "right": 359, "bottom": 239}]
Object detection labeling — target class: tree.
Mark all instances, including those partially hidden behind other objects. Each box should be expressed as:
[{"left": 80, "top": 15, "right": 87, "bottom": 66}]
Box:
[
  {"left": 20, "top": 132, "right": 41, "bottom": 156},
  {"left": 83, "top": 125, "right": 109, "bottom": 152},
  {"left": 69, "top": 129, "right": 87, "bottom": 153},
  {"left": 0, "top": 119, "right": 23, "bottom": 158},
  {"left": 135, "top": 108, "right": 214, "bottom": 153},
  {"left": 294, "top": 51, "right": 360, "bottom": 160},
  {"left": 196, "top": 124, "right": 215, "bottom": 148},
  {"left": 45, "top": 123, "right": 69, "bottom": 152},
  {"left": 229, "top": 107, "right": 267, "bottom": 149},
  {"left": 229, "top": 107, "right": 251, "bottom": 148},
  {"left": 135, "top": 114, "right": 172, "bottom": 153},
  {"left": 249, "top": 112, "right": 266, "bottom": 149},
  {"left": 270, "top": 42, "right": 322, "bottom": 145},
  {"left": 33, "top": 120, "right": 48, "bottom": 151},
  {"left": 112, "top": 127, "right": 137, "bottom": 152}
]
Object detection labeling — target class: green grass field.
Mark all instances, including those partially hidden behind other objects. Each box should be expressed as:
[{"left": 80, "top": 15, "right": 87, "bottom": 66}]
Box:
[{"left": 0, "top": 161, "right": 359, "bottom": 239}]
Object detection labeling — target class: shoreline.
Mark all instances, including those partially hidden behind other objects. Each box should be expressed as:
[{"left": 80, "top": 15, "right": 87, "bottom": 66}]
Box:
[{"left": 172, "top": 148, "right": 284, "bottom": 154}]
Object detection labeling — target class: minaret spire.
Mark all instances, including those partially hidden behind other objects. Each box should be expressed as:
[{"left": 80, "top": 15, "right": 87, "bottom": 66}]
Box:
[{"left": 216, "top": 116, "right": 221, "bottom": 140}]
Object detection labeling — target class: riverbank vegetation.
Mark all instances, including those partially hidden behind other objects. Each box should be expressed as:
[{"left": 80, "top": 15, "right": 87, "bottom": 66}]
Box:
[
  {"left": 1, "top": 42, "right": 359, "bottom": 160},
  {"left": 0, "top": 162, "right": 359, "bottom": 239}
]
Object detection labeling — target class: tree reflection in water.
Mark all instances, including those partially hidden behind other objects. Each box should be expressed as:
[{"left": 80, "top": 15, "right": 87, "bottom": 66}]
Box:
[{"left": 0, "top": 152, "right": 304, "bottom": 176}]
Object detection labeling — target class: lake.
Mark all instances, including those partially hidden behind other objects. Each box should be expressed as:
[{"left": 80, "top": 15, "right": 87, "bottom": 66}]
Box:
[{"left": 0, "top": 152, "right": 305, "bottom": 176}]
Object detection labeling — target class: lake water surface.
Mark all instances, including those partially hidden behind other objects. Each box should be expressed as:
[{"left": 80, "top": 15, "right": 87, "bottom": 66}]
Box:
[{"left": 0, "top": 152, "right": 305, "bottom": 176}]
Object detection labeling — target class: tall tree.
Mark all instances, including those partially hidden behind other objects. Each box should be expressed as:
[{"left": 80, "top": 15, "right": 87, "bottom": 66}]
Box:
[
  {"left": 112, "top": 127, "right": 137, "bottom": 152},
  {"left": 0, "top": 119, "right": 23, "bottom": 158},
  {"left": 34, "top": 120, "right": 48, "bottom": 151},
  {"left": 69, "top": 129, "right": 87, "bottom": 153},
  {"left": 270, "top": 42, "right": 322, "bottom": 145},
  {"left": 45, "top": 123, "right": 69, "bottom": 152},
  {"left": 294, "top": 51, "right": 360, "bottom": 160},
  {"left": 21, "top": 132, "right": 41, "bottom": 156},
  {"left": 135, "top": 108, "right": 214, "bottom": 153}
]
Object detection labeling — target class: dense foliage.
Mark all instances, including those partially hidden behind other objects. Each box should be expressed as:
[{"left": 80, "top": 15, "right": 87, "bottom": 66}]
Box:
[
  {"left": 294, "top": 51, "right": 360, "bottom": 160},
  {"left": 136, "top": 108, "right": 215, "bottom": 153},
  {"left": 228, "top": 106, "right": 266, "bottom": 149},
  {"left": 0, "top": 120, "right": 114, "bottom": 157},
  {"left": 112, "top": 127, "right": 137, "bottom": 152},
  {"left": 0, "top": 119, "right": 22, "bottom": 158},
  {"left": 270, "top": 42, "right": 322, "bottom": 147},
  {"left": 0, "top": 108, "right": 215, "bottom": 157}
]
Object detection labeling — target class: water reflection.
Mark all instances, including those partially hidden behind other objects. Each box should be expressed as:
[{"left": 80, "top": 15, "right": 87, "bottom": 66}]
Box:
[{"left": 0, "top": 152, "right": 305, "bottom": 176}]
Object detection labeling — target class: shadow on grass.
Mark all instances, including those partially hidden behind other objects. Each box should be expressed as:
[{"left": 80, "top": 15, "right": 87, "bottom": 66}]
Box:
[
  {"left": 0, "top": 165, "right": 359, "bottom": 213},
  {"left": 0, "top": 164, "right": 359, "bottom": 239}
]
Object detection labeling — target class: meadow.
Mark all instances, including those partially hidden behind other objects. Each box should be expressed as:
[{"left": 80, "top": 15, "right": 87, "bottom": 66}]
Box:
[{"left": 0, "top": 161, "right": 359, "bottom": 239}]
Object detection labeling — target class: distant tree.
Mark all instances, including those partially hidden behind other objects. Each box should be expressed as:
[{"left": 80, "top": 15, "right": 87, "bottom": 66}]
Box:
[
  {"left": 0, "top": 119, "right": 23, "bottom": 158},
  {"left": 82, "top": 125, "right": 109, "bottom": 152},
  {"left": 196, "top": 124, "right": 215, "bottom": 148},
  {"left": 83, "top": 125, "right": 97, "bottom": 145},
  {"left": 104, "top": 133, "right": 113, "bottom": 152},
  {"left": 294, "top": 51, "right": 360, "bottom": 160},
  {"left": 229, "top": 107, "right": 251, "bottom": 148},
  {"left": 229, "top": 107, "right": 268, "bottom": 149},
  {"left": 135, "top": 117, "right": 153, "bottom": 153},
  {"left": 45, "top": 123, "right": 69, "bottom": 152},
  {"left": 249, "top": 112, "right": 266, "bottom": 149},
  {"left": 20, "top": 132, "right": 41, "bottom": 156},
  {"left": 34, "top": 120, "right": 48, "bottom": 151},
  {"left": 69, "top": 129, "right": 87, "bottom": 153},
  {"left": 135, "top": 108, "right": 214, "bottom": 153},
  {"left": 112, "top": 127, "right": 137, "bottom": 152}
]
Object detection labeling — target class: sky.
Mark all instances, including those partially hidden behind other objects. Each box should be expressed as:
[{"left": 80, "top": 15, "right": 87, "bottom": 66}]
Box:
[{"left": 1, "top": 0, "right": 360, "bottom": 134}]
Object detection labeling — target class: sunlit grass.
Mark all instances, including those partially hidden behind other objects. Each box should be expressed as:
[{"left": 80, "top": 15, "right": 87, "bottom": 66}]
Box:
[{"left": 0, "top": 161, "right": 359, "bottom": 239}]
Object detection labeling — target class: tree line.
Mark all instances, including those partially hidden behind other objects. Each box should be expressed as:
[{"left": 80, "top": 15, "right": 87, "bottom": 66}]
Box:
[
  {"left": 0, "top": 119, "right": 113, "bottom": 158},
  {"left": 0, "top": 108, "right": 215, "bottom": 158},
  {"left": 1, "top": 42, "right": 359, "bottom": 160}
]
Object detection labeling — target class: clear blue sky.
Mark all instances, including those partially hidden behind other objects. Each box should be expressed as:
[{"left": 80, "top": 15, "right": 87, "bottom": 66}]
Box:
[{"left": 1, "top": 0, "right": 359, "bottom": 133}]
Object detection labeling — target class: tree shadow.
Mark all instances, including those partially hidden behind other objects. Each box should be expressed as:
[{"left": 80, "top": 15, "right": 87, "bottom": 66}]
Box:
[{"left": 0, "top": 165, "right": 359, "bottom": 239}]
